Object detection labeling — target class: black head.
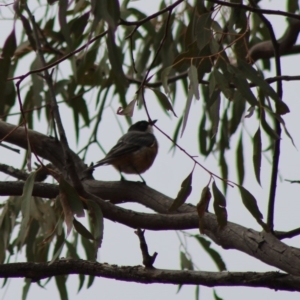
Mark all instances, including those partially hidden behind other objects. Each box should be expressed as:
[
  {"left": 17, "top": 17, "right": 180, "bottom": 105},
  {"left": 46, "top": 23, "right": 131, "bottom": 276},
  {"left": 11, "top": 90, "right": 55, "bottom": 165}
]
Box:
[{"left": 128, "top": 120, "right": 157, "bottom": 133}]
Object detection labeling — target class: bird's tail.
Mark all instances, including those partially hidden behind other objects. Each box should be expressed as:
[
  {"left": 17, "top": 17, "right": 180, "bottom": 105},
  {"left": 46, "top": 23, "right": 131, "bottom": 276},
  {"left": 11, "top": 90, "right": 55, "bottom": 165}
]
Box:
[{"left": 86, "top": 159, "right": 108, "bottom": 171}]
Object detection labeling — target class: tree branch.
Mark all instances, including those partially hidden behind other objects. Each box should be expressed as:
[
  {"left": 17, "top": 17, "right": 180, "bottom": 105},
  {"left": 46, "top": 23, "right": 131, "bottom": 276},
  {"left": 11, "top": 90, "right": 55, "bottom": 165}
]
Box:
[
  {"left": 206, "top": 0, "right": 300, "bottom": 20},
  {"left": 2, "top": 121, "right": 300, "bottom": 276},
  {"left": 1, "top": 179, "right": 300, "bottom": 276},
  {"left": 0, "top": 259, "right": 299, "bottom": 291}
]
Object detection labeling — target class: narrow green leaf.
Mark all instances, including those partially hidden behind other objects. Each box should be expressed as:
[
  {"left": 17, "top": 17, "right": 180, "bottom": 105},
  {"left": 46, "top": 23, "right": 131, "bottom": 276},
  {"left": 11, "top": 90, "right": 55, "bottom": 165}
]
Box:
[
  {"left": 50, "top": 230, "right": 65, "bottom": 265},
  {"left": 2, "top": 28, "right": 16, "bottom": 57},
  {"left": 180, "top": 251, "right": 193, "bottom": 270},
  {"left": 170, "top": 117, "right": 183, "bottom": 153},
  {"left": 260, "top": 110, "right": 279, "bottom": 140},
  {"left": 209, "top": 95, "right": 220, "bottom": 137},
  {"left": 73, "top": 218, "right": 94, "bottom": 241},
  {"left": 237, "top": 59, "right": 280, "bottom": 102},
  {"left": 229, "top": 91, "right": 245, "bottom": 136},
  {"left": 19, "top": 172, "right": 37, "bottom": 247},
  {"left": 92, "top": 0, "right": 120, "bottom": 30},
  {"left": 55, "top": 275, "right": 69, "bottom": 300},
  {"left": 151, "top": 88, "right": 177, "bottom": 116},
  {"left": 195, "top": 285, "right": 200, "bottom": 300},
  {"left": 213, "top": 289, "right": 223, "bottom": 300},
  {"left": 117, "top": 98, "right": 137, "bottom": 117},
  {"left": 238, "top": 186, "right": 268, "bottom": 230},
  {"left": 212, "top": 182, "right": 227, "bottom": 229},
  {"left": 30, "top": 57, "right": 44, "bottom": 107},
  {"left": 227, "top": 65, "right": 258, "bottom": 106},
  {"left": 0, "top": 29, "right": 16, "bottom": 116},
  {"left": 275, "top": 100, "right": 290, "bottom": 115},
  {"left": 106, "top": 29, "right": 128, "bottom": 90},
  {"left": 196, "top": 186, "right": 211, "bottom": 234},
  {"left": 87, "top": 275, "right": 95, "bottom": 288},
  {"left": 58, "top": 0, "right": 73, "bottom": 49},
  {"left": 65, "top": 241, "right": 79, "bottom": 259},
  {"left": 196, "top": 12, "right": 212, "bottom": 51},
  {"left": 189, "top": 65, "right": 200, "bottom": 100},
  {"left": 78, "top": 274, "right": 85, "bottom": 293},
  {"left": 87, "top": 200, "right": 104, "bottom": 252},
  {"left": 181, "top": 88, "right": 194, "bottom": 137},
  {"left": 81, "top": 235, "right": 96, "bottom": 261},
  {"left": 287, "top": 0, "right": 299, "bottom": 13},
  {"left": 22, "top": 278, "right": 31, "bottom": 300},
  {"left": 169, "top": 169, "right": 193, "bottom": 211},
  {"left": 213, "top": 69, "right": 233, "bottom": 100},
  {"left": 219, "top": 154, "right": 228, "bottom": 194},
  {"left": 253, "top": 127, "right": 262, "bottom": 185},
  {"left": 194, "top": 235, "right": 227, "bottom": 271},
  {"left": 59, "top": 193, "right": 73, "bottom": 236},
  {"left": 161, "top": 66, "right": 173, "bottom": 94},
  {"left": 176, "top": 284, "right": 182, "bottom": 294},
  {"left": 236, "top": 133, "right": 245, "bottom": 185},
  {"left": 59, "top": 176, "right": 85, "bottom": 218}
]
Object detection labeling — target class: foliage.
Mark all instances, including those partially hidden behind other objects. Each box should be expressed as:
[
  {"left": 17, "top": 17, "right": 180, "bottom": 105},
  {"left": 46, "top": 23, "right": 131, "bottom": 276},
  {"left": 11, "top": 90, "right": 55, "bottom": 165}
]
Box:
[{"left": 1, "top": 0, "right": 300, "bottom": 299}]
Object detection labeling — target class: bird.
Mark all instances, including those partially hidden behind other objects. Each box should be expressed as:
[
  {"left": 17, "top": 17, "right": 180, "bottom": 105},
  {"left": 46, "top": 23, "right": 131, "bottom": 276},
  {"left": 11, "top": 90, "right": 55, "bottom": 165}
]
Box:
[{"left": 87, "top": 120, "right": 158, "bottom": 181}]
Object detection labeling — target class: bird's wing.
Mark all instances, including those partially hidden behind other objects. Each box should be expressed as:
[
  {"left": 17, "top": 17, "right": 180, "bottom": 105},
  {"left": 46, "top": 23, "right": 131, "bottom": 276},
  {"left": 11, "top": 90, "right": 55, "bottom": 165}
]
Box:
[{"left": 95, "top": 132, "right": 156, "bottom": 165}]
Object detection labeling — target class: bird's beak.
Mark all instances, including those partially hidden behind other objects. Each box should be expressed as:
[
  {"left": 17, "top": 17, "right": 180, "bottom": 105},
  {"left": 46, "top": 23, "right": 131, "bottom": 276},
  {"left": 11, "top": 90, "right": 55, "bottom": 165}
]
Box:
[{"left": 149, "top": 119, "right": 157, "bottom": 126}]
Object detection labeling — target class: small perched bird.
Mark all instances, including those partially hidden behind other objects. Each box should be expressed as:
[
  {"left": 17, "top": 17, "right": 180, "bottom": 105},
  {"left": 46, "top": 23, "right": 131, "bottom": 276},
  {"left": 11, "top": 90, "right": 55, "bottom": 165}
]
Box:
[{"left": 88, "top": 120, "right": 158, "bottom": 179}]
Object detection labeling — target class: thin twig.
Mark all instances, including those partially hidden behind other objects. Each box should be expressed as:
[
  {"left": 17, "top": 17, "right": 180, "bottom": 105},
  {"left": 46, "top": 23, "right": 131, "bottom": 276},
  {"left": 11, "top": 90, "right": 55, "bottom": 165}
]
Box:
[
  {"left": 135, "top": 229, "right": 158, "bottom": 268},
  {"left": 275, "top": 228, "right": 300, "bottom": 240},
  {"left": 23, "top": 4, "right": 83, "bottom": 191},
  {"left": 154, "top": 124, "right": 234, "bottom": 187},
  {"left": 0, "top": 163, "right": 29, "bottom": 180},
  {"left": 8, "top": 31, "right": 108, "bottom": 82},
  {"left": 138, "top": 9, "right": 174, "bottom": 120},
  {"left": 249, "top": 0, "right": 282, "bottom": 232},
  {"left": 206, "top": 0, "right": 300, "bottom": 21}
]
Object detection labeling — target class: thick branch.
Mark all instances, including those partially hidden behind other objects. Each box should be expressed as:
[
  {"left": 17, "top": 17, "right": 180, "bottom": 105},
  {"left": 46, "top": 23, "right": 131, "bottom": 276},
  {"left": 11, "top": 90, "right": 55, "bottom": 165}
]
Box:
[
  {"left": 0, "top": 259, "right": 299, "bottom": 291},
  {"left": 1, "top": 121, "right": 300, "bottom": 276},
  {"left": 1, "top": 179, "right": 300, "bottom": 276},
  {"left": 0, "top": 121, "right": 86, "bottom": 175}
]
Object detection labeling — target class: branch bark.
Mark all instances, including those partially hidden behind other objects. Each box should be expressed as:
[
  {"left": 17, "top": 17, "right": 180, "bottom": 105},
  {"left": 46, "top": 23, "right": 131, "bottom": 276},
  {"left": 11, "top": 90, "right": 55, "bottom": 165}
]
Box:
[
  {"left": 0, "top": 259, "right": 299, "bottom": 291},
  {"left": 1, "top": 121, "right": 300, "bottom": 276}
]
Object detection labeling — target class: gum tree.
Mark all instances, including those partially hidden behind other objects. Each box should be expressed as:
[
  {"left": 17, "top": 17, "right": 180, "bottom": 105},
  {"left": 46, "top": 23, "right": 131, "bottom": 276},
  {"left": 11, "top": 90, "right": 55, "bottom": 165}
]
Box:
[{"left": 1, "top": 0, "right": 300, "bottom": 299}]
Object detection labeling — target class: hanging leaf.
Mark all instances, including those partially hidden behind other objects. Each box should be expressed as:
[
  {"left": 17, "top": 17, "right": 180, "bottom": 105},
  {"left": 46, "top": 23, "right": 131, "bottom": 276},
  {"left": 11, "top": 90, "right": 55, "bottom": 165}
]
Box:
[
  {"left": 50, "top": 229, "right": 65, "bottom": 264},
  {"left": 189, "top": 64, "right": 200, "bottom": 100},
  {"left": 87, "top": 200, "right": 104, "bottom": 252},
  {"left": 227, "top": 65, "right": 258, "bottom": 106},
  {"left": 22, "top": 278, "right": 31, "bottom": 300},
  {"left": 236, "top": 133, "right": 245, "bottom": 185},
  {"left": 196, "top": 186, "right": 211, "bottom": 234},
  {"left": 117, "top": 98, "right": 137, "bottom": 117},
  {"left": 59, "top": 176, "right": 85, "bottom": 218},
  {"left": 209, "top": 95, "right": 220, "bottom": 138},
  {"left": 212, "top": 182, "right": 227, "bottom": 229},
  {"left": 253, "top": 127, "right": 262, "bottom": 185},
  {"left": 73, "top": 218, "right": 94, "bottom": 240},
  {"left": 151, "top": 88, "right": 177, "bottom": 116},
  {"left": 229, "top": 91, "right": 245, "bottom": 136},
  {"left": 260, "top": 109, "right": 279, "bottom": 140},
  {"left": 18, "top": 172, "right": 37, "bottom": 248},
  {"left": 245, "top": 106, "right": 256, "bottom": 118},
  {"left": 213, "top": 69, "right": 234, "bottom": 100},
  {"left": 180, "top": 251, "right": 193, "bottom": 270},
  {"left": 169, "top": 169, "right": 194, "bottom": 211},
  {"left": 238, "top": 186, "right": 268, "bottom": 230},
  {"left": 55, "top": 275, "right": 69, "bottom": 300},
  {"left": 196, "top": 12, "right": 212, "bottom": 51},
  {"left": 194, "top": 235, "right": 227, "bottom": 271},
  {"left": 213, "top": 289, "right": 223, "bottom": 300},
  {"left": 181, "top": 87, "right": 194, "bottom": 137},
  {"left": 161, "top": 66, "right": 173, "bottom": 94}
]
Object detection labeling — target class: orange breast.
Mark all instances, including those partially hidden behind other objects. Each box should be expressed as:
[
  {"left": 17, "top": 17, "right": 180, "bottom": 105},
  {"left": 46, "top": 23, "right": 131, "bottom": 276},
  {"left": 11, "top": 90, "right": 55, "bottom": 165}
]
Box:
[{"left": 111, "top": 145, "right": 158, "bottom": 174}]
